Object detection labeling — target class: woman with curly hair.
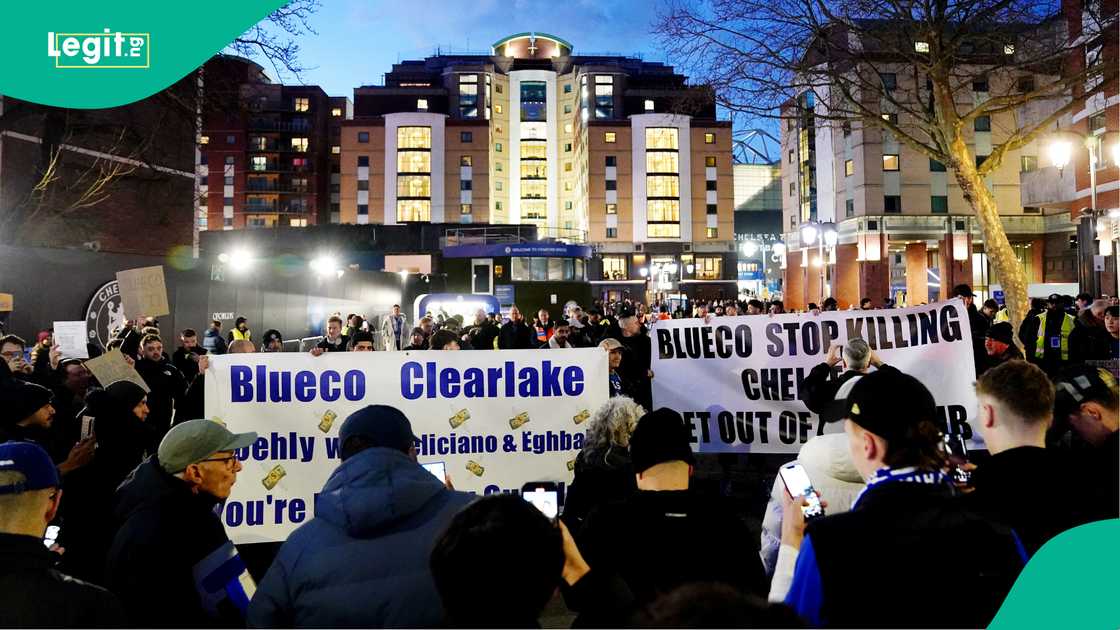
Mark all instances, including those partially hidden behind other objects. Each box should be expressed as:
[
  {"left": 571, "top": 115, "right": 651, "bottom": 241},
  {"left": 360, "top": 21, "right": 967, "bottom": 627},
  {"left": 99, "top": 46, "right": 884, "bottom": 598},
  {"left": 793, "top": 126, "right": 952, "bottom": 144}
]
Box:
[{"left": 561, "top": 396, "right": 645, "bottom": 534}]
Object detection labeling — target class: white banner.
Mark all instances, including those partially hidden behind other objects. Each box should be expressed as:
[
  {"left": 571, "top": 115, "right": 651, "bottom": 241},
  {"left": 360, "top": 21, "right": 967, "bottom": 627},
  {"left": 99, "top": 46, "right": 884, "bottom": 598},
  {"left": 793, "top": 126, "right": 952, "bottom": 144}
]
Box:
[
  {"left": 205, "top": 349, "right": 608, "bottom": 543},
  {"left": 651, "top": 299, "right": 979, "bottom": 455}
]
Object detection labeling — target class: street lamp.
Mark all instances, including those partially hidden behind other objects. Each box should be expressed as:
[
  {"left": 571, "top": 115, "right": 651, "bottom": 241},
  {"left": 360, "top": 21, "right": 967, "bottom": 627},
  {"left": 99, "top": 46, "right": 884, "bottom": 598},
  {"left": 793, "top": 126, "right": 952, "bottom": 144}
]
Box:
[
  {"left": 800, "top": 223, "right": 818, "bottom": 246},
  {"left": 742, "top": 240, "right": 759, "bottom": 257},
  {"left": 1048, "top": 138, "right": 1073, "bottom": 174}
]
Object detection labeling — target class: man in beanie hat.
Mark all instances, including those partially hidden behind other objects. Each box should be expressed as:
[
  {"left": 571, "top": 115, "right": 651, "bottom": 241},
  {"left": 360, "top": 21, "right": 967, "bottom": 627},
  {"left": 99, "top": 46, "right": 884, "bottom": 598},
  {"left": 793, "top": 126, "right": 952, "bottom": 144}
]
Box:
[
  {"left": 105, "top": 419, "right": 257, "bottom": 627},
  {"left": 780, "top": 369, "right": 1025, "bottom": 628},
  {"left": 574, "top": 408, "right": 766, "bottom": 612},
  {"left": 0, "top": 441, "right": 125, "bottom": 626},
  {"left": 982, "top": 321, "right": 1023, "bottom": 373},
  {"left": 0, "top": 376, "right": 55, "bottom": 443},
  {"left": 261, "top": 329, "right": 285, "bottom": 352},
  {"left": 248, "top": 405, "right": 475, "bottom": 628}
]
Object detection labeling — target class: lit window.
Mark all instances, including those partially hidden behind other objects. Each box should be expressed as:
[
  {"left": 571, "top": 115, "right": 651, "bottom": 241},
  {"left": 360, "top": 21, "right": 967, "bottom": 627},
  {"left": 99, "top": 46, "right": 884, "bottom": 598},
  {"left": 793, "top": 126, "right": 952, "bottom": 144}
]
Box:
[
  {"left": 605, "top": 132, "right": 616, "bottom": 143},
  {"left": 705, "top": 156, "right": 717, "bottom": 168},
  {"left": 397, "top": 126, "right": 431, "bottom": 149},
  {"left": 460, "top": 155, "right": 472, "bottom": 167},
  {"left": 644, "top": 99, "right": 655, "bottom": 111},
  {"left": 914, "top": 41, "right": 930, "bottom": 53},
  {"left": 645, "top": 128, "right": 678, "bottom": 149},
  {"left": 495, "top": 143, "right": 503, "bottom": 152},
  {"left": 1020, "top": 155, "right": 1038, "bottom": 172},
  {"left": 695, "top": 256, "right": 722, "bottom": 278},
  {"left": 706, "top": 227, "right": 718, "bottom": 239},
  {"left": 647, "top": 175, "right": 679, "bottom": 197},
  {"left": 331, "top": 107, "right": 342, "bottom": 117},
  {"left": 704, "top": 133, "right": 715, "bottom": 144},
  {"left": 606, "top": 203, "right": 617, "bottom": 215},
  {"left": 460, "top": 203, "right": 472, "bottom": 215},
  {"left": 1003, "top": 44, "right": 1015, "bottom": 55},
  {"left": 845, "top": 159, "right": 854, "bottom": 176},
  {"left": 564, "top": 123, "right": 573, "bottom": 134},
  {"left": 882, "top": 154, "right": 900, "bottom": 171},
  {"left": 331, "top": 145, "right": 340, "bottom": 154},
  {"left": 564, "top": 162, "right": 573, "bottom": 172},
  {"left": 646, "top": 152, "right": 679, "bottom": 174},
  {"left": 417, "top": 98, "right": 428, "bottom": 111},
  {"left": 563, "top": 181, "right": 573, "bottom": 191},
  {"left": 199, "top": 135, "right": 209, "bottom": 145},
  {"left": 251, "top": 156, "right": 267, "bottom": 171},
  {"left": 397, "top": 199, "right": 431, "bottom": 222},
  {"left": 294, "top": 97, "right": 310, "bottom": 112},
  {"left": 495, "top": 104, "right": 503, "bottom": 114},
  {"left": 291, "top": 137, "right": 309, "bottom": 152},
  {"left": 290, "top": 218, "right": 308, "bottom": 227},
  {"left": 397, "top": 175, "right": 431, "bottom": 198},
  {"left": 398, "top": 151, "right": 431, "bottom": 173},
  {"left": 881, "top": 113, "right": 898, "bottom": 124}
]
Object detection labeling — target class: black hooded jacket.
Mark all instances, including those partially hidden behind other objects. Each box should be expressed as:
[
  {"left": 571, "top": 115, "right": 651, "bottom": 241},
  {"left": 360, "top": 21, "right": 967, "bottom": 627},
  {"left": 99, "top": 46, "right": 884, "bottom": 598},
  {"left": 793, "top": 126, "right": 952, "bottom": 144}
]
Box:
[{"left": 60, "top": 381, "right": 155, "bottom": 584}]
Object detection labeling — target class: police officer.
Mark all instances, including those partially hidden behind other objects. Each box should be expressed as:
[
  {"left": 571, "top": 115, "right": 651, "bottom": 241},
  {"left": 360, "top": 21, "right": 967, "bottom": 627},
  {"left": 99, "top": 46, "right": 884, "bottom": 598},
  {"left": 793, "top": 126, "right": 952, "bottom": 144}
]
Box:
[{"left": 1031, "top": 294, "right": 1075, "bottom": 376}]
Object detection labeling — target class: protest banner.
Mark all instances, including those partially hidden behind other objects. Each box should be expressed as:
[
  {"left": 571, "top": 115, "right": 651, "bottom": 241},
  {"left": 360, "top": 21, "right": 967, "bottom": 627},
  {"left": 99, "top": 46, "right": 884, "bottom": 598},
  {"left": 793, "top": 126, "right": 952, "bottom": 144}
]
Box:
[
  {"left": 52, "top": 321, "right": 89, "bottom": 359},
  {"left": 651, "top": 299, "right": 979, "bottom": 455},
  {"left": 205, "top": 349, "right": 608, "bottom": 544},
  {"left": 116, "top": 265, "right": 170, "bottom": 318},
  {"left": 84, "top": 349, "right": 150, "bottom": 392}
]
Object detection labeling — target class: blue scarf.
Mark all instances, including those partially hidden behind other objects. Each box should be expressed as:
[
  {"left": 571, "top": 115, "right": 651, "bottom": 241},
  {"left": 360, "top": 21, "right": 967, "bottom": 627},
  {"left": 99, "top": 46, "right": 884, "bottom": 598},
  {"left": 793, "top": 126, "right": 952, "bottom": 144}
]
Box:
[{"left": 852, "top": 466, "right": 949, "bottom": 509}]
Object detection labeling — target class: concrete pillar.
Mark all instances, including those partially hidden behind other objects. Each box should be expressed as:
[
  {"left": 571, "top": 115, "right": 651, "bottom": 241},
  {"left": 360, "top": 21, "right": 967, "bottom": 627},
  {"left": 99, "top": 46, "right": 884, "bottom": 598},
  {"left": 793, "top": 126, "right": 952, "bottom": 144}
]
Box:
[
  {"left": 938, "top": 231, "right": 973, "bottom": 300},
  {"left": 785, "top": 250, "right": 805, "bottom": 310},
  {"left": 859, "top": 234, "right": 891, "bottom": 306},
  {"left": 805, "top": 252, "right": 822, "bottom": 308},
  {"left": 834, "top": 243, "right": 860, "bottom": 308},
  {"left": 905, "top": 242, "right": 928, "bottom": 306},
  {"left": 1031, "top": 238, "right": 1044, "bottom": 285}
]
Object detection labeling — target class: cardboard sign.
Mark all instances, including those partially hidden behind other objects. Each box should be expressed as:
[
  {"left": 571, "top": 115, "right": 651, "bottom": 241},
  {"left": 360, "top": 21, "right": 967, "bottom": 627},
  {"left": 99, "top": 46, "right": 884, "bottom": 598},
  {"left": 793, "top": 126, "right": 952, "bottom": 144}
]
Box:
[
  {"left": 0, "top": 293, "right": 12, "bottom": 312},
  {"left": 52, "top": 321, "right": 89, "bottom": 359},
  {"left": 116, "top": 266, "right": 169, "bottom": 318},
  {"left": 84, "top": 349, "right": 150, "bottom": 392}
]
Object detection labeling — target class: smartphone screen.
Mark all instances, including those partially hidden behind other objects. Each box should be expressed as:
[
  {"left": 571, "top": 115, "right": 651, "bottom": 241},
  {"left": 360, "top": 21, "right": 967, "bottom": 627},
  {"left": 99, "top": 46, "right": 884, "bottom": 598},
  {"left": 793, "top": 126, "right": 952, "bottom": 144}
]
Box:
[
  {"left": 521, "top": 482, "right": 560, "bottom": 519},
  {"left": 43, "top": 525, "right": 60, "bottom": 548},
  {"left": 779, "top": 463, "right": 824, "bottom": 519},
  {"left": 421, "top": 461, "right": 446, "bottom": 481},
  {"left": 779, "top": 462, "right": 814, "bottom": 497},
  {"left": 943, "top": 435, "right": 971, "bottom": 484}
]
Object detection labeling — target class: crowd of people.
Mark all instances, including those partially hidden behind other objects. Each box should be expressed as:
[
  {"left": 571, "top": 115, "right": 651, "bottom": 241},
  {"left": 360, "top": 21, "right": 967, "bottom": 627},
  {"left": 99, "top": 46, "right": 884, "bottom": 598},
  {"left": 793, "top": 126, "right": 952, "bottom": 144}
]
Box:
[{"left": 0, "top": 284, "right": 1117, "bottom": 628}]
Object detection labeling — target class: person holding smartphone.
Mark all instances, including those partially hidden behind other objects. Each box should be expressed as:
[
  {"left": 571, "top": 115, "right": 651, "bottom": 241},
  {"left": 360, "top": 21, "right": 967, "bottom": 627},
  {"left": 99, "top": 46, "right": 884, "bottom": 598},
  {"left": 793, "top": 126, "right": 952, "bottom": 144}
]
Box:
[{"left": 780, "top": 368, "right": 1026, "bottom": 628}]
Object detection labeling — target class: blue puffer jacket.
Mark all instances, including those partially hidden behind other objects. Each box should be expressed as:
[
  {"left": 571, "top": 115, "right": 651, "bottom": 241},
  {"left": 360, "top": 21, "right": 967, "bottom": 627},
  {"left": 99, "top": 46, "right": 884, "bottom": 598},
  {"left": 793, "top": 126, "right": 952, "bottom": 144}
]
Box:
[{"left": 246, "top": 447, "right": 475, "bottom": 628}]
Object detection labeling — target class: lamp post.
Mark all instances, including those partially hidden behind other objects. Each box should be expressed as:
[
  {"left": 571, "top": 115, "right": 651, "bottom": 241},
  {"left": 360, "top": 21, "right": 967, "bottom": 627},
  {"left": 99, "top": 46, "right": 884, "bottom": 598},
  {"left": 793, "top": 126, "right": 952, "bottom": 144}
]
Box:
[
  {"left": 1048, "top": 130, "right": 1120, "bottom": 296},
  {"left": 800, "top": 221, "right": 837, "bottom": 303}
]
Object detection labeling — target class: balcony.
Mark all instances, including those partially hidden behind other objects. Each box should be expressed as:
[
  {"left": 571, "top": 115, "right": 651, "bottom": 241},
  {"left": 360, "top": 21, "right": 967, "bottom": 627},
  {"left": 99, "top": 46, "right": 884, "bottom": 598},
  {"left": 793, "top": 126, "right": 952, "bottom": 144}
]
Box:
[
  {"left": 249, "top": 162, "right": 313, "bottom": 174},
  {"left": 246, "top": 181, "right": 310, "bottom": 193},
  {"left": 1021, "top": 166, "right": 1077, "bottom": 208},
  {"left": 248, "top": 118, "right": 312, "bottom": 132}
]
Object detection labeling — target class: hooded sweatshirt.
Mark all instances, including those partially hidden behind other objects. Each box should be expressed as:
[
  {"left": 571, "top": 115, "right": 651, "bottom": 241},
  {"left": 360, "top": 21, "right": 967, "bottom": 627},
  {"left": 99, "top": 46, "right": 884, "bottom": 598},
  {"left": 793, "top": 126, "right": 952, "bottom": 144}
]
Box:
[{"left": 247, "top": 447, "right": 475, "bottom": 628}]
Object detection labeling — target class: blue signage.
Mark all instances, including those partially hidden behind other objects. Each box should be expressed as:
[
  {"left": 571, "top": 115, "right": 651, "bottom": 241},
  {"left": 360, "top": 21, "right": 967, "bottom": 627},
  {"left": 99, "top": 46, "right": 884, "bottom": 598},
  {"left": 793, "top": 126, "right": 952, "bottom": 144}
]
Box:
[
  {"left": 993, "top": 290, "right": 1005, "bottom": 304},
  {"left": 442, "top": 241, "right": 592, "bottom": 259},
  {"left": 495, "top": 284, "right": 515, "bottom": 305}
]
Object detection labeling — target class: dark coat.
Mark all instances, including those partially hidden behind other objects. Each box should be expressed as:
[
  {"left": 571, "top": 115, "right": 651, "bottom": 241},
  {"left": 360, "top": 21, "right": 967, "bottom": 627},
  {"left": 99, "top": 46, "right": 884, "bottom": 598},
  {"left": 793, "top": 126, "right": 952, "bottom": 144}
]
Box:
[
  {"left": 134, "top": 358, "right": 187, "bottom": 436},
  {"left": 791, "top": 480, "right": 1024, "bottom": 628},
  {"left": 315, "top": 335, "right": 350, "bottom": 352},
  {"left": 577, "top": 489, "right": 768, "bottom": 607},
  {"left": 246, "top": 447, "right": 476, "bottom": 628},
  {"left": 965, "top": 303, "right": 990, "bottom": 377},
  {"left": 465, "top": 320, "right": 499, "bottom": 350},
  {"left": 105, "top": 458, "right": 253, "bottom": 628},
  {"left": 1069, "top": 311, "right": 1113, "bottom": 362},
  {"left": 965, "top": 446, "right": 1093, "bottom": 557},
  {"left": 800, "top": 363, "right": 888, "bottom": 425},
  {"left": 60, "top": 389, "right": 155, "bottom": 584},
  {"left": 172, "top": 346, "right": 206, "bottom": 384},
  {"left": 498, "top": 320, "right": 534, "bottom": 349},
  {"left": 561, "top": 446, "right": 636, "bottom": 534},
  {"left": 982, "top": 343, "right": 1024, "bottom": 374},
  {"left": 0, "top": 533, "right": 125, "bottom": 627},
  {"left": 615, "top": 331, "right": 653, "bottom": 410},
  {"left": 201, "top": 328, "right": 227, "bottom": 355}
]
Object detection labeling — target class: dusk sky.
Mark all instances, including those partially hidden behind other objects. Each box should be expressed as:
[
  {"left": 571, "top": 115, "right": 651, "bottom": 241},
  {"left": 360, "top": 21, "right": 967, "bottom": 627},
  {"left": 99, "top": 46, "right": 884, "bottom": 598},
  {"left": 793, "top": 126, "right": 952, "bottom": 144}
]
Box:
[{"left": 281, "top": 0, "right": 669, "bottom": 95}]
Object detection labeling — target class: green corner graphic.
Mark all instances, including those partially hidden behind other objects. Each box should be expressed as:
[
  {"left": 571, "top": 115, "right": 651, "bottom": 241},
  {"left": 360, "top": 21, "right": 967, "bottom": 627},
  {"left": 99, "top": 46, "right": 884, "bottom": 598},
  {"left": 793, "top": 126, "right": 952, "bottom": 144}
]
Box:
[
  {"left": 990, "top": 519, "right": 1119, "bottom": 629},
  {"left": 1, "top": 2, "right": 287, "bottom": 108}
]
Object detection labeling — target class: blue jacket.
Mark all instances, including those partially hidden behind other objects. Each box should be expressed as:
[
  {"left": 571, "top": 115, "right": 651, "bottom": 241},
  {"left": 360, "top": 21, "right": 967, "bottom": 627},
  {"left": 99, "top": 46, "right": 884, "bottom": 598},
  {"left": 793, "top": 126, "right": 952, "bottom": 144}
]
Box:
[{"left": 246, "top": 447, "right": 475, "bottom": 628}]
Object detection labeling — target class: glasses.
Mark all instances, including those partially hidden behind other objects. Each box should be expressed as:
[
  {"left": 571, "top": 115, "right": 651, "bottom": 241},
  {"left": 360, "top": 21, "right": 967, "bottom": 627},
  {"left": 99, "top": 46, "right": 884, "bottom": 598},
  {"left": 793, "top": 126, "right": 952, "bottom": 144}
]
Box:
[
  {"left": 1, "top": 350, "right": 24, "bottom": 360},
  {"left": 197, "top": 455, "right": 239, "bottom": 470}
]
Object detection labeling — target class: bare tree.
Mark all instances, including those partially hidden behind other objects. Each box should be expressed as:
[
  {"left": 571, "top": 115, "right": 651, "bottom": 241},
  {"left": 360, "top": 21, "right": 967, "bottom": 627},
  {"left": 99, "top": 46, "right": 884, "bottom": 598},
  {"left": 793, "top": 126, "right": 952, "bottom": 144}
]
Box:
[
  {"left": 227, "top": 0, "right": 321, "bottom": 83},
  {"left": 657, "top": 0, "right": 1117, "bottom": 329}
]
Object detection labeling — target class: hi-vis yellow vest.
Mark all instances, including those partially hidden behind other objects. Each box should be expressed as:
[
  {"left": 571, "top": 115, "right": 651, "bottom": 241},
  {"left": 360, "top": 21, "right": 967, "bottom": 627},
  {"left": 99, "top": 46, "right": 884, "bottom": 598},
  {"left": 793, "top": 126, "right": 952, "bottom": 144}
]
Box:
[
  {"left": 232, "top": 328, "right": 251, "bottom": 341},
  {"left": 1035, "top": 312, "right": 1074, "bottom": 360}
]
